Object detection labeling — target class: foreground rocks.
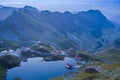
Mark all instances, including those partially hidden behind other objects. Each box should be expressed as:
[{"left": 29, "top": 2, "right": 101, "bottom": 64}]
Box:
[
  {"left": 0, "top": 55, "right": 20, "bottom": 69},
  {"left": 0, "top": 67, "right": 6, "bottom": 80},
  {"left": 0, "top": 55, "right": 20, "bottom": 80},
  {"left": 85, "top": 68, "right": 99, "bottom": 73},
  {"left": 71, "top": 48, "right": 120, "bottom": 80},
  {"left": 52, "top": 48, "right": 120, "bottom": 80}
]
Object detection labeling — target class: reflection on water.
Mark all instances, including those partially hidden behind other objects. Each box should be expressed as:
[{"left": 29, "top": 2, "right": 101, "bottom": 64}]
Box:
[{"left": 6, "top": 57, "right": 76, "bottom": 80}]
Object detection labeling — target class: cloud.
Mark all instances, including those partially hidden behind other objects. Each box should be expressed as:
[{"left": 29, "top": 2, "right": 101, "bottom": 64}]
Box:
[
  {"left": 45, "top": 2, "right": 88, "bottom": 5},
  {"left": 0, "top": 2, "right": 24, "bottom": 5},
  {"left": 0, "top": 0, "right": 119, "bottom": 19}
]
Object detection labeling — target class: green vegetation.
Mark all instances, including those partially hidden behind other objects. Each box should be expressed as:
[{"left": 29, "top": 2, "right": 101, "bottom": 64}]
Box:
[
  {"left": 0, "top": 40, "right": 21, "bottom": 80},
  {"left": 0, "top": 40, "right": 20, "bottom": 52},
  {"left": 103, "top": 63, "right": 120, "bottom": 70},
  {"left": 95, "top": 48, "right": 120, "bottom": 63},
  {"left": 65, "top": 48, "right": 77, "bottom": 57},
  {"left": 0, "top": 55, "right": 20, "bottom": 80},
  {"left": 71, "top": 63, "right": 120, "bottom": 80},
  {"left": 70, "top": 48, "right": 120, "bottom": 80},
  {"left": 0, "top": 55, "right": 20, "bottom": 69},
  {"left": 58, "top": 39, "right": 78, "bottom": 50},
  {"left": 50, "top": 76, "right": 64, "bottom": 80},
  {"left": 71, "top": 72, "right": 114, "bottom": 80},
  {"left": 44, "top": 54, "right": 65, "bottom": 61},
  {"left": 0, "top": 66, "right": 6, "bottom": 80},
  {"left": 31, "top": 43, "right": 55, "bottom": 53},
  {"left": 21, "top": 51, "right": 41, "bottom": 58}
]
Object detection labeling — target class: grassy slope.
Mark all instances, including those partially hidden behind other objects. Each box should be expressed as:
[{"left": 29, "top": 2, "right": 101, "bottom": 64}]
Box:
[
  {"left": 0, "top": 66, "right": 6, "bottom": 80},
  {"left": 71, "top": 48, "right": 120, "bottom": 80},
  {"left": 0, "top": 40, "right": 20, "bottom": 52},
  {"left": 95, "top": 48, "right": 120, "bottom": 63}
]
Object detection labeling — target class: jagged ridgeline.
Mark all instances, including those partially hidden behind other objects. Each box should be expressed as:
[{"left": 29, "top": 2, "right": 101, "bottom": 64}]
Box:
[{"left": 0, "top": 5, "right": 119, "bottom": 51}]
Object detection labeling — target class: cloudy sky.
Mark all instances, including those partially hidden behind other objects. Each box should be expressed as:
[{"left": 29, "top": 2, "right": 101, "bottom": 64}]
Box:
[{"left": 0, "top": 0, "right": 120, "bottom": 19}]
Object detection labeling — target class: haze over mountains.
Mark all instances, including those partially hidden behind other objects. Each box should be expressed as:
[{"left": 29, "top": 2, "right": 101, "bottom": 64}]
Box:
[
  {"left": 0, "top": 5, "right": 120, "bottom": 52},
  {"left": 0, "top": 5, "right": 18, "bottom": 20}
]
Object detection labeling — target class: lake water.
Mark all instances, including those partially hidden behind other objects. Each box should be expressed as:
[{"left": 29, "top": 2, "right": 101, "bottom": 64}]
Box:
[{"left": 6, "top": 57, "right": 76, "bottom": 80}]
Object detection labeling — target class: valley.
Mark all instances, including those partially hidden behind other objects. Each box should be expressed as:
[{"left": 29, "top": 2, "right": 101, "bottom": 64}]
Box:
[{"left": 0, "top": 5, "right": 120, "bottom": 80}]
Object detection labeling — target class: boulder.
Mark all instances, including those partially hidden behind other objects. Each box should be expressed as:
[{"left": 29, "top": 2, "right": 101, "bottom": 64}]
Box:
[{"left": 85, "top": 68, "right": 99, "bottom": 73}]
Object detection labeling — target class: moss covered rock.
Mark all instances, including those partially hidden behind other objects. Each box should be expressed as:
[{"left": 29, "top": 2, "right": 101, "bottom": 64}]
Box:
[
  {"left": 85, "top": 68, "right": 99, "bottom": 73},
  {"left": 0, "top": 55, "right": 20, "bottom": 69}
]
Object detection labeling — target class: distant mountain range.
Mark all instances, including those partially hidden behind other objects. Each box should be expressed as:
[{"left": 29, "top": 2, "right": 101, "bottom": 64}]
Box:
[
  {"left": 0, "top": 5, "right": 120, "bottom": 52},
  {"left": 0, "top": 5, "right": 18, "bottom": 20}
]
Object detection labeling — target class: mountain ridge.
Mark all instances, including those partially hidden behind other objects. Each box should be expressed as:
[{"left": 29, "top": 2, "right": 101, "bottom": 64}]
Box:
[{"left": 0, "top": 5, "right": 118, "bottom": 52}]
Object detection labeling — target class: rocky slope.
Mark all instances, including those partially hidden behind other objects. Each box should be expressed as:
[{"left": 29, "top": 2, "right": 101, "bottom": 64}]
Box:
[
  {"left": 0, "top": 5, "right": 18, "bottom": 20},
  {"left": 71, "top": 48, "right": 120, "bottom": 80},
  {"left": 51, "top": 48, "right": 120, "bottom": 80},
  {"left": 0, "top": 5, "right": 118, "bottom": 52},
  {"left": 0, "top": 55, "right": 20, "bottom": 80}
]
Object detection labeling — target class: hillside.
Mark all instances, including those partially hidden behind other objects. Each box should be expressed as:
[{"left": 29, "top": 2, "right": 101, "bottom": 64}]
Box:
[
  {"left": 71, "top": 48, "right": 120, "bottom": 80},
  {"left": 0, "top": 5, "right": 118, "bottom": 52},
  {"left": 0, "top": 5, "right": 18, "bottom": 20},
  {"left": 52, "top": 48, "right": 120, "bottom": 80}
]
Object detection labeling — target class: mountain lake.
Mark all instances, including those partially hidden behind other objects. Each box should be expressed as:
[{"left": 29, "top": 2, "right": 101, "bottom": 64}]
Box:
[{"left": 6, "top": 57, "right": 76, "bottom": 80}]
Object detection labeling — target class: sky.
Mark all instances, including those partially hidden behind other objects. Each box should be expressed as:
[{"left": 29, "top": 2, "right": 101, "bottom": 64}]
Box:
[{"left": 0, "top": 0, "right": 120, "bottom": 19}]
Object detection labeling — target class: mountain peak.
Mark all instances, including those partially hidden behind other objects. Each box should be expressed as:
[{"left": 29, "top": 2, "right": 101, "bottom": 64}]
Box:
[
  {"left": 78, "top": 9, "right": 105, "bottom": 19},
  {"left": 87, "top": 9, "right": 102, "bottom": 14},
  {"left": 64, "top": 11, "right": 72, "bottom": 14},
  {"left": 24, "top": 5, "right": 35, "bottom": 9},
  {"left": 80, "top": 9, "right": 101, "bottom": 14},
  {"left": 23, "top": 5, "right": 39, "bottom": 11},
  {"left": 88, "top": 9, "right": 101, "bottom": 12},
  {"left": 0, "top": 5, "right": 116, "bottom": 51}
]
